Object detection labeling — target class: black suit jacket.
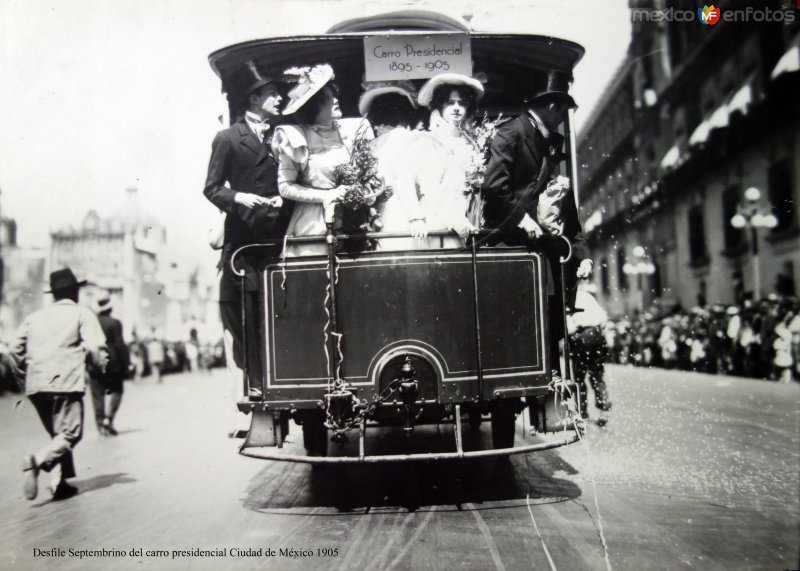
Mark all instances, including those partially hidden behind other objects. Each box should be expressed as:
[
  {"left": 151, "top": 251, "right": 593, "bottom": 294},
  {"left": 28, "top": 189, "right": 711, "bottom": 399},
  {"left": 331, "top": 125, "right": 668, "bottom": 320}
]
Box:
[
  {"left": 98, "top": 313, "right": 129, "bottom": 376},
  {"left": 481, "top": 113, "right": 588, "bottom": 264},
  {"left": 203, "top": 119, "right": 292, "bottom": 297}
]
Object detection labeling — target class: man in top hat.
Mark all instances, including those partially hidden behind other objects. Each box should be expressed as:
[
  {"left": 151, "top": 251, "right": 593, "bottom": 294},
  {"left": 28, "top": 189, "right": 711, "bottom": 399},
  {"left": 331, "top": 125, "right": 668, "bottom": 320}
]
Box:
[
  {"left": 89, "top": 294, "right": 130, "bottom": 436},
  {"left": 10, "top": 268, "right": 108, "bottom": 501},
  {"left": 481, "top": 70, "right": 592, "bottom": 379},
  {"left": 203, "top": 61, "right": 292, "bottom": 431}
]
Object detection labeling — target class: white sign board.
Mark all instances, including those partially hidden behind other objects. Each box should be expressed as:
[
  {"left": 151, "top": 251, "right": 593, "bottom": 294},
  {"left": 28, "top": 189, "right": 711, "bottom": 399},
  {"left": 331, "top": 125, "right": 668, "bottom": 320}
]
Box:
[{"left": 363, "top": 34, "right": 472, "bottom": 81}]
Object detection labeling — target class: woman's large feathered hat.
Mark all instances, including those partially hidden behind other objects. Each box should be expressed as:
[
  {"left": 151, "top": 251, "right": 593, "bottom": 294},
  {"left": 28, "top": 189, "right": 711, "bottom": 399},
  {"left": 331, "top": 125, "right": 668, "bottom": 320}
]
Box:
[
  {"left": 358, "top": 80, "right": 418, "bottom": 116},
  {"left": 282, "top": 64, "right": 335, "bottom": 116},
  {"left": 417, "top": 73, "right": 484, "bottom": 108}
]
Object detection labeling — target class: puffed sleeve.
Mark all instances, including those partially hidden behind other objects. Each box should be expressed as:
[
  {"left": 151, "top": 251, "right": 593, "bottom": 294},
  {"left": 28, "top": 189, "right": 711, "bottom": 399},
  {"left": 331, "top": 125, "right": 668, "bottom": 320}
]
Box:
[{"left": 271, "top": 125, "right": 331, "bottom": 204}]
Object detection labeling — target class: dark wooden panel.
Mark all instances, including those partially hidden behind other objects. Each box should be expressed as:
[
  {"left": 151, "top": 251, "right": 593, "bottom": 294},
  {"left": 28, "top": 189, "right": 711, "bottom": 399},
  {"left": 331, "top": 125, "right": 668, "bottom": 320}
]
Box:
[{"left": 263, "top": 251, "right": 547, "bottom": 397}]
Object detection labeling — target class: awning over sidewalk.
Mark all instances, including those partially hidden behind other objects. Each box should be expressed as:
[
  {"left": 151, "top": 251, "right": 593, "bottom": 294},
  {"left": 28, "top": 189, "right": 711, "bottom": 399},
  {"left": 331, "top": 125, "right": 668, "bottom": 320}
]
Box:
[
  {"left": 770, "top": 41, "right": 800, "bottom": 80},
  {"left": 659, "top": 144, "right": 680, "bottom": 170},
  {"left": 689, "top": 102, "right": 730, "bottom": 146},
  {"left": 727, "top": 83, "right": 752, "bottom": 116}
]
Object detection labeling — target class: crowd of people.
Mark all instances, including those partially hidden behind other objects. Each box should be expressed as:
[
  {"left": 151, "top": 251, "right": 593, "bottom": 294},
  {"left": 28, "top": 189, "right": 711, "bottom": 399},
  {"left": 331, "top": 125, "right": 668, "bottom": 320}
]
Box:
[
  {"left": 605, "top": 295, "right": 800, "bottom": 382},
  {"left": 128, "top": 333, "right": 225, "bottom": 382}
]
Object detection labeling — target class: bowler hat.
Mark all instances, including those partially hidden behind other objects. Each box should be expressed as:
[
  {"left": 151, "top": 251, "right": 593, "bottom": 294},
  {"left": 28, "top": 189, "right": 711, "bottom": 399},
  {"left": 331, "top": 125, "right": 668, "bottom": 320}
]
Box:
[
  {"left": 527, "top": 70, "right": 577, "bottom": 109},
  {"left": 96, "top": 295, "right": 112, "bottom": 314},
  {"left": 46, "top": 268, "right": 88, "bottom": 293}
]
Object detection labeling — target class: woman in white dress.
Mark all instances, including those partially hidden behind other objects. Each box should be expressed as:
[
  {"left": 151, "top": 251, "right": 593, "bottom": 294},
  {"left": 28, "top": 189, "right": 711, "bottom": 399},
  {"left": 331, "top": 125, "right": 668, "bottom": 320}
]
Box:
[
  {"left": 272, "top": 64, "right": 366, "bottom": 256},
  {"left": 358, "top": 81, "right": 427, "bottom": 251},
  {"left": 415, "top": 73, "right": 485, "bottom": 249}
]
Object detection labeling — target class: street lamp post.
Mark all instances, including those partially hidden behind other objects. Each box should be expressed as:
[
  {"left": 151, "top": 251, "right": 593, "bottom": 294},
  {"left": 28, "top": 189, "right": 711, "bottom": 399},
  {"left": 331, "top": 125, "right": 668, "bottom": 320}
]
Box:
[
  {"left": 730, "top": 187, "right": 778, "bottom": 301},
  {"left": 623, "top": 245, "right": 656, "bottom": 311}
]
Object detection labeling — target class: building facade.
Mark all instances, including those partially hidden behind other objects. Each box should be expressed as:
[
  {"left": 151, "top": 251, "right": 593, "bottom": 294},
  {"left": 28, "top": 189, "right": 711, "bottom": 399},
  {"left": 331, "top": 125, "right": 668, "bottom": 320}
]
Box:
[
  {"left": 578, "top": 0, "right": 800, "bottom": 317},
  {"left": 50, "top": 187, "right": 168, "bottom": 337}
]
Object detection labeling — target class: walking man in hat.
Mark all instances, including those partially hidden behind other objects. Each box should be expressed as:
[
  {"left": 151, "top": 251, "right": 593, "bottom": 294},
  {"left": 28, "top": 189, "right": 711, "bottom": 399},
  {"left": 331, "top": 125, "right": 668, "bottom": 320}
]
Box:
[
  {"left": 481, "top": 71, "right": 592, "bottom": 379},
  {"left": 10, "top": 268, "right": 108, "bottom": 500},
  {"left": 203, "top": 62, "right": 291, "bottom": 436},
  {"left": 89, "top": 294, "right": 129, "bottom": 436}
]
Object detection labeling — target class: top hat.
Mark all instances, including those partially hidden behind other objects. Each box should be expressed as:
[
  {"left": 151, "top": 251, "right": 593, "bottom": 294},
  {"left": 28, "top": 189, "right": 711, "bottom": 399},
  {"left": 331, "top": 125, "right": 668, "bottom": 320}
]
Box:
[
  {"left": 528, "top": 70, "right": 577, "bottom": 109},
  {"left": 46, "top": 268, "right": 88, "bottom": 293},
  {"left": 358, "top": 80, "right": 418, "bottom": 117},
  {"left": 228, "top": 60, "right": 281, "bottom": 105},
  {"left": 282, "top": 64, "right": 336, "bottom": 116},
  {"left": 417, "top": 73, "right": 484, "bottom": 108}
]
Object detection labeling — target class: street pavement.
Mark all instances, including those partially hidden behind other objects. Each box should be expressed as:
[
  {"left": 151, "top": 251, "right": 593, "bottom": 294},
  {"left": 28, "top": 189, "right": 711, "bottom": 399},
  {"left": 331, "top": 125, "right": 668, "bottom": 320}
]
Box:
[{"left": 0, "top": 365, "right": 797, "bottom": 571}]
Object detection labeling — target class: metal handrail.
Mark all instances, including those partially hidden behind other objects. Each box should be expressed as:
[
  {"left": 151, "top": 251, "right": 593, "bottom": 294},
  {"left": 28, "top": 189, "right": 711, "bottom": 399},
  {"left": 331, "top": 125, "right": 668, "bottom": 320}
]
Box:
[{"left": 229, "top": 230, "right": 572, "bottom": 276}]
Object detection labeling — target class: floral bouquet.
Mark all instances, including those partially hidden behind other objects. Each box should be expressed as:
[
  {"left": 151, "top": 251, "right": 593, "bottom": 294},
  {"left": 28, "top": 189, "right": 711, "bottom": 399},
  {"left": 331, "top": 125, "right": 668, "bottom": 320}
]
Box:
[
  {"left": 460, "top": 113, "right": 504, "bottom": 227},
  {"left": 332, "top": 137, "right": 392, "bottom": 247}
]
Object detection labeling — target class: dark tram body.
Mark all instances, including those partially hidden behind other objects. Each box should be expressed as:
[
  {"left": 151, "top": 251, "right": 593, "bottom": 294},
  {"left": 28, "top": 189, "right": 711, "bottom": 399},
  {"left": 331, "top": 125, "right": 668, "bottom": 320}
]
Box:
[{"left": 211, "top": 11, "right": 585, "bottom": 462}]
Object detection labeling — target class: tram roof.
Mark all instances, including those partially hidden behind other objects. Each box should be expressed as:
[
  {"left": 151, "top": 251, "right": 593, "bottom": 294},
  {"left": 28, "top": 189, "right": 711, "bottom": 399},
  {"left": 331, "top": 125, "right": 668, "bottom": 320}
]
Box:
[
  {"left": 209, "top": 33, "right": 584, "bottom": 116},
  {"left": 209, "top": 33, "right": 585, "bottom": 81}
]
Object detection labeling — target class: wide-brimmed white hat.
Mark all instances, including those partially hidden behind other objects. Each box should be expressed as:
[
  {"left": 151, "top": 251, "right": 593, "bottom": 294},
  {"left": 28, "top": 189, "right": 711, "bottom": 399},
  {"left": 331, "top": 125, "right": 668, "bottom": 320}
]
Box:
[
  {"left": 282, "top": 64, "right": 335, "bottom": 116},
  {"left": 358, "top": 81, "right": 418, "bottom": 117},
  {"left": 417, "top": 73, "right": 484, "bottom": 108}
]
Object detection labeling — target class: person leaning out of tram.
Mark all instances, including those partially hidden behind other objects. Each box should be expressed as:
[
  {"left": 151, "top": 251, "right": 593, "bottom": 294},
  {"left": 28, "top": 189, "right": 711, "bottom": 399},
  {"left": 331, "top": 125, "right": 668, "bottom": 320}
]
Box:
[
  {"left": 481, "top": 71, "right": 592, "bottom": 379},
  {"left": 272, "top": 64, "right": 369, "bottom": 257},
  {"left": 358, "top": 80, "right": 428, "bottom": 251},
  {"left": 203, "top": 63, "right": 293, "bottom": 422}
]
